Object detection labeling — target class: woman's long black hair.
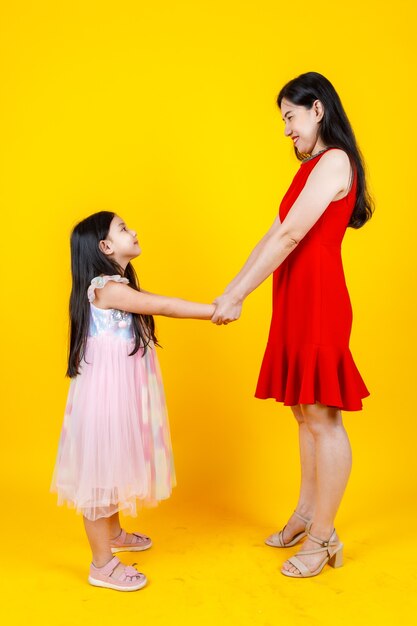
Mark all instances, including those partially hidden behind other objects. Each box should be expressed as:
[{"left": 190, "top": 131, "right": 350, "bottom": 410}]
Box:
[
  {"left": 66, "top": 211, "right": 158, "bottom": 378},
  {"left": 277, "top": 71, "right": 374, "bottom": 228}
]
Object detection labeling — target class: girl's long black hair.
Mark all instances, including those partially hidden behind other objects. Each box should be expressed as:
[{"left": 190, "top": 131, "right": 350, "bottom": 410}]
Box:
[
  {"left": 277, "top": 71, "right": 374, "bottom": 228},
  {"left": 66, "top": 211, "right": 158, "bottom": 378}
]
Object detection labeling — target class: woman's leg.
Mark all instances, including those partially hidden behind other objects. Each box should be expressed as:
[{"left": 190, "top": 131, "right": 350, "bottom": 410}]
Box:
[
  {"left": 280, "top": 405, "right": 317, "bottom": 543},
  {"left": 282, "top": 402, "right": 352, "bottom": 574}
]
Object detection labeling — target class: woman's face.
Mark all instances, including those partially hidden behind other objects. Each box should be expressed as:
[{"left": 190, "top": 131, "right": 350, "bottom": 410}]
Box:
[{"left": 280, "top": 97, "right": 325, "bottom": 154}]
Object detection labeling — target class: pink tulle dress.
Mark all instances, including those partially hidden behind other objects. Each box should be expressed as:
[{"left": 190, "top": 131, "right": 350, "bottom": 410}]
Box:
[{"left": 50, "top": 274, "right": 176, "bottom": 521}]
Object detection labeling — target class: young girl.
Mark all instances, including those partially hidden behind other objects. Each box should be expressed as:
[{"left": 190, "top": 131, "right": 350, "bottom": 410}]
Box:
[{"left": 50, "top": 210, "right": 215, "bottom": 591}]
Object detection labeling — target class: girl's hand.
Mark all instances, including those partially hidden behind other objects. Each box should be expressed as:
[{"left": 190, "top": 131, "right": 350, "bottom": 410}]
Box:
[{"left": 211, "top": 293, "right": 243, "bottom": 325}]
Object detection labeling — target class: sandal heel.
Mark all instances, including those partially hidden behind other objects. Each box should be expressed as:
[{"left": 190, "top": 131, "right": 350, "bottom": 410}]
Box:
[{"left": 329, "top": 546, "right": 343, "bottom": 568}]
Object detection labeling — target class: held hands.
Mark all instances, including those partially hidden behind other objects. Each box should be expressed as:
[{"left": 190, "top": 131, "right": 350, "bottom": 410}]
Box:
[{"left": 211, "top": 292, "right": 243, "bottom": 325}]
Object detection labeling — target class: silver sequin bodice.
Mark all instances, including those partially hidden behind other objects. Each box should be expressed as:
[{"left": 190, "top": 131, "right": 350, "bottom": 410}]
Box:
[{"left": 88, "top": 304, "right": 134, "bottom": 340}]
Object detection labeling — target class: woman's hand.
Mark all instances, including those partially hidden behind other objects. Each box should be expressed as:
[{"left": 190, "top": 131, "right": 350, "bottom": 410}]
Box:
[{"left": 211, "top": 293, "right": 243, "bottom": 325}]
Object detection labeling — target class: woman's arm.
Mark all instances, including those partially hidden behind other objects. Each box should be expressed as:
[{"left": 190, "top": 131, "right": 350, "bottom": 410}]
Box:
[
  {"left": 212, "top": 149, "right": 351, "bottom": 323},
  {"left": 223, "top": 216, "right": 281, "bottom": 295},
  {"left": 94, "top": 282, "right": 215, "bottom": 320}
]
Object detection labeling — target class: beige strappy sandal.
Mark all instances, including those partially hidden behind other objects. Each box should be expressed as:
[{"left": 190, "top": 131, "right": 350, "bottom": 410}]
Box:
[
  {"left": 281, "top": 526, "right": 344, "bottom": 578},
  {"left": 265, "top": 510, "right": 312, "bottom": 548}
]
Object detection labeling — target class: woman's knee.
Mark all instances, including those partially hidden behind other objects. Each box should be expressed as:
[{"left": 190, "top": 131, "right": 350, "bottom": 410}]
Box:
[
  {"left": 290, "top": 405, "right": 304, "bottom": 424},
  {"left": 300, "top": 402, "right": 342, "bottom": 436}
]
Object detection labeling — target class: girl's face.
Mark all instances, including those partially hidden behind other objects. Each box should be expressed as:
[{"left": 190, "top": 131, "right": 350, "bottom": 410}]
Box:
[
  {"left": 99, "top": 215, "right": 141, "bottom": 267},
  {"left": 280, "top": 97, "right": 326, "bottom": 154}
]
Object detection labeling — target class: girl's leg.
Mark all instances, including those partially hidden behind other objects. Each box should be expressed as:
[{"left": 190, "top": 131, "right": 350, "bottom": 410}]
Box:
[
  {"left": 83, "top": 515, "right": 145, "bottom": 584},
  {"left": 108, "top": 512, "right": 122, "bottom": 539},
  {"left": 282, "top": 402, "right": 352, "bottom": 574},
  {"left": 280, "top": 405, "right": 317, "bottom": 543},
  {"left": 83, "top": 515, "right": 114, "bottom": 567},
  {"left": 107, "top": 511, "right": 150, "bottom": 547}
]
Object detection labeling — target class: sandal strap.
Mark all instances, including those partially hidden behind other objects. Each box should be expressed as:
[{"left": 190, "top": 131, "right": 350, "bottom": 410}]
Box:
[
  {"left": 94, "top": 556, "right": 121, "bottom": 577},
  {"left": 267, "top": 528, "right": 287, "bottom": 546},
  {"left": 118, "top": 529, "right": 127, "bottom": 543},
  {"left": 294, "top": 545, "right": 334, "bottom": 556},
  {"left": 307, "top": 528, "right": 338, "bottom": 548},
  {"left": 293, "top": 510, "right": 311, "bottom": 524},
  {"left": 131, "top": 532, "right": 150, "bottom": 542},
  {"left": 275, "top": 531, "right": 284, "bottom": 547},
  {"left": 268, "top": 512, "right": 310, "bottom": 546},
  {"left": 286, "top": 555, "right": 312, "bottom": 576},
  {"left": 272, "top": 525, "right": 287, "bottom": 547},
  {"left": 110, "top": 528, "right": 126, "bottom": 545},
  {"left": 112, "top": 529, "right": 150, "bottom": 546}
]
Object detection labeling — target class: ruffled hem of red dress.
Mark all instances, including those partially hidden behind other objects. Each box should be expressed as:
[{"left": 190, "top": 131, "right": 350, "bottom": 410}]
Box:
[{"left": 255, "top": 342, "right": 370, "bottom": 412}]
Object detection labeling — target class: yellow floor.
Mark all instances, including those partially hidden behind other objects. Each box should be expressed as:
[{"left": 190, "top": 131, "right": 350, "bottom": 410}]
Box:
[{"left": 3, "top": 492, "right": 416, "bottom": 626}]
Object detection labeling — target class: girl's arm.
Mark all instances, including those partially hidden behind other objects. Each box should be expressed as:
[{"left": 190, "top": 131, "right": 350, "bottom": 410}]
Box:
[
  {"left": 95, "top": 282, "right": 215, "bottom": 320},
  {"left": 212, "top": 150, "right": 351, "bottom": 323},
  {"left": 140, "top": 289, "right": 157, "bottom": 295}
]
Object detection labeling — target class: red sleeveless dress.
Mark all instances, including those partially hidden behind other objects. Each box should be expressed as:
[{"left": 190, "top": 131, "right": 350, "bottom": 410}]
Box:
[{"left": 255, "top": 148, "right": 370, "bottom": 411}]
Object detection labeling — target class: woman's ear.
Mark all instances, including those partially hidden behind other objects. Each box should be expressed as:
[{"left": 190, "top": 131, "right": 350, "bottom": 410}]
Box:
[
  {"left": 99, "top": 239, "right": 113, "bottom": 256},
  {"left": 313, "top": 99, "right": 325, "bottom": 122}
]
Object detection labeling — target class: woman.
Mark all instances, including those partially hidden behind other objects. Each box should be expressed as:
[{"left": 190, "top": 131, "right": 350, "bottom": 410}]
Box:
[{"left": 212, "top": 71, "right": 373, "bottom": 578}]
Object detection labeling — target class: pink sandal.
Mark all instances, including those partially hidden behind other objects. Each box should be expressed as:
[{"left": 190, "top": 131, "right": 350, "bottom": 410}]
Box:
[
  {"left": 110, "top": 529, "right": 152, "bottom": 553},
  {"left": 88, "top": 556, "right": 147, "bottom": 591}
]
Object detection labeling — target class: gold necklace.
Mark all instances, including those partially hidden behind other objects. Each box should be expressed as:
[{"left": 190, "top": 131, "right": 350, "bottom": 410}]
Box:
[{"left": 302, "top": 148, "right": 329, "bottom": 162}]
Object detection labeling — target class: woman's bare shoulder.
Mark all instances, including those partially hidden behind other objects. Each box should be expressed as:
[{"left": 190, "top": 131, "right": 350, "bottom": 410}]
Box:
[
  {"left": 320, "top": 148, "right": 350, "bottom": 166},
  {"left": 311, "top": 149, "right": 351, "bottom": 180}
]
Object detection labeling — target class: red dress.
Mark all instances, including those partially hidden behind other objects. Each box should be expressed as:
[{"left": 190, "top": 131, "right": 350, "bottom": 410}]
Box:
[{"left": 255, "top": 148, "right": 370, "bottom": 411}]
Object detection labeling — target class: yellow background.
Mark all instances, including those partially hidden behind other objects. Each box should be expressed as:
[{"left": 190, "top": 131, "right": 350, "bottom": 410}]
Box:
[{"left": 1, "top": 0, "right": 416, "bottom": 624}]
